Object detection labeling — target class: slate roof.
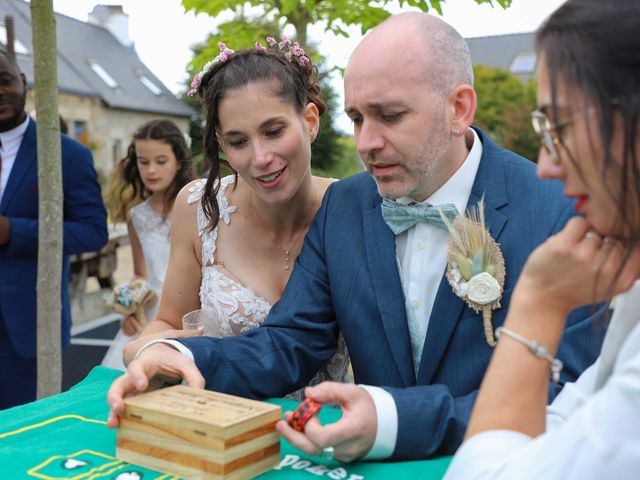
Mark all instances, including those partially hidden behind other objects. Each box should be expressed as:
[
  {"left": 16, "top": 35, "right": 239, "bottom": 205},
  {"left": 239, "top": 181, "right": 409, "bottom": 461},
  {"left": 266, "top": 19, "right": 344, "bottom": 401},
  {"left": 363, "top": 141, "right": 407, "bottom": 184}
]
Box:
[
  {"left": 0, "top": 0, "right": 193, "bottom": 118},
  {"left": 467, "top": 32, "right": 537, "bottom": 79}
]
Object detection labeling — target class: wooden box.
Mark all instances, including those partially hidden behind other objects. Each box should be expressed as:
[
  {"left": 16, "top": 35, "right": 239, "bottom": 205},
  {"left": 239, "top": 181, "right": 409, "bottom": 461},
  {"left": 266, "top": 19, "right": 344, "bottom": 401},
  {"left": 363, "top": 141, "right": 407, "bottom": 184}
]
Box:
[{"left": 116, "top": 385, "right": 282, "bottom": 479}]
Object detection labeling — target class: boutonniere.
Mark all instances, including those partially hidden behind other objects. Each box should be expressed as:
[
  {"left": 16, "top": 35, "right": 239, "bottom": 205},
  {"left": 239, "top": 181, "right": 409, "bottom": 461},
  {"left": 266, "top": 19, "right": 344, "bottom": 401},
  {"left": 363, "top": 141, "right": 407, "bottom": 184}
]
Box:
[
  {"left": 441, "top": 200, "right": 505, "bottom": 347},
  {"left": 109, "top": 278, "right": 157, "bottom": 326}
]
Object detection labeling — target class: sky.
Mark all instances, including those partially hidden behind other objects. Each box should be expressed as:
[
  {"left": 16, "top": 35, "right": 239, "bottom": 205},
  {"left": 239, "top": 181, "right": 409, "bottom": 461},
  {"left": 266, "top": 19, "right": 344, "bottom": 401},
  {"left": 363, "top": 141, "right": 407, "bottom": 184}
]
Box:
[{"left": 50, "top": 0, "right": 566, "bottom": 131}]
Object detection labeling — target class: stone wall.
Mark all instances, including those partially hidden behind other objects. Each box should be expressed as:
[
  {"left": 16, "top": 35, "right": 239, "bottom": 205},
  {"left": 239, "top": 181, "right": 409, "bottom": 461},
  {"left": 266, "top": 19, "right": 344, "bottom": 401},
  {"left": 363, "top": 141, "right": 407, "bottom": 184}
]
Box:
[{"left": 26, "top": 91, "right": 191, "bottom": 181}]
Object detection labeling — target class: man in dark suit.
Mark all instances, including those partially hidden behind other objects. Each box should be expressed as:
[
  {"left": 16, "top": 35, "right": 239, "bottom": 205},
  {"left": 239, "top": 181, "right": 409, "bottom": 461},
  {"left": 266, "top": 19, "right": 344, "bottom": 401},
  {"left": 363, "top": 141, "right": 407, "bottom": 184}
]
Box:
[
  {"left": 108, "top": 13, "right": 603, "bottom": 460},
  {"left": 0, "top": 50, "right": 108, "bottom": 409}
]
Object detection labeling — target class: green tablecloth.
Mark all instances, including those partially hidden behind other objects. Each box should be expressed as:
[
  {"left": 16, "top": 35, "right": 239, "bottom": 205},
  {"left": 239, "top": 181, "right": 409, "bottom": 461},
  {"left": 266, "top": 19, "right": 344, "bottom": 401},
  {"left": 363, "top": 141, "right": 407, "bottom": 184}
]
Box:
[{"left": 0, "top": 367, "right": 451, "bottom": 479}]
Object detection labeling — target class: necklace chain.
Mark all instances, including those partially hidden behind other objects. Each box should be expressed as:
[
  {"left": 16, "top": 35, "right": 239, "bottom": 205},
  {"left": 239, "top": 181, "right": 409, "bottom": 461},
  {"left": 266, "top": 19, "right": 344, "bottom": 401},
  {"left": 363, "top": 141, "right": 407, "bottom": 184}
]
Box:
[{"left": 250, "top": 190, "right": 314, "bottom": 270}]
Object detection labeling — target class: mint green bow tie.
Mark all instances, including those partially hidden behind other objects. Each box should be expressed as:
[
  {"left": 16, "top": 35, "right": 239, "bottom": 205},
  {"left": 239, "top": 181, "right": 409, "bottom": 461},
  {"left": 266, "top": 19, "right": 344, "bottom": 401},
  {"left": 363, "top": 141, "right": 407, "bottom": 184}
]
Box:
[{"left": 381, "top": 198, "right": 459, "bottom": 235}]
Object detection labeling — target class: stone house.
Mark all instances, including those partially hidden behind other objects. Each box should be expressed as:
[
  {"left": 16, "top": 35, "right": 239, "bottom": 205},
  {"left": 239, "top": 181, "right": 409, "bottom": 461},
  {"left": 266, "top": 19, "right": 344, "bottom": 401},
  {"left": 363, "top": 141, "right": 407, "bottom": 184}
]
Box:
[{"left": 0, "top": 0, "right": 193, "bottom": 179}]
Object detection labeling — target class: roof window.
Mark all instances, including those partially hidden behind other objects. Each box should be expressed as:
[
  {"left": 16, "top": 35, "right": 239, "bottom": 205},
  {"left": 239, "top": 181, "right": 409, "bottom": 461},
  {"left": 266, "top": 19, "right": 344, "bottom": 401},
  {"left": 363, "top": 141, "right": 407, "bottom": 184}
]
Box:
[
  {"left": 88, "top": 59, "right": 119, "bottom": 88},
  {"left": 509, "top": 52, "right": 537, "bottom": 74},
  {"left": 139, "top": 75, "right": 162, "bottom": 95}
]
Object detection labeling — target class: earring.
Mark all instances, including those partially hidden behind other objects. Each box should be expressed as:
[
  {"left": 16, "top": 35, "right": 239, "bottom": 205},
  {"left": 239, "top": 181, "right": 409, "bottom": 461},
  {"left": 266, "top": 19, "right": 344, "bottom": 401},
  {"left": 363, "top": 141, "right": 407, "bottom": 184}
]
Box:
[{"left": 452, "top": 127, "right": 461, "bottom": 136}]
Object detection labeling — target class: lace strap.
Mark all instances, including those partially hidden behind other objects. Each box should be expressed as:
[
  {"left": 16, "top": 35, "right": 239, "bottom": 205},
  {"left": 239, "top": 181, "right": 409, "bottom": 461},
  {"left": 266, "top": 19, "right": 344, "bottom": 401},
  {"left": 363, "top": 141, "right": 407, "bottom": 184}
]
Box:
[
  {"left": 197, "top": 175, "right": 238, "bottom": 266},
  {"left": 187, "top": 179, "right": 207, "bottom": 205}
]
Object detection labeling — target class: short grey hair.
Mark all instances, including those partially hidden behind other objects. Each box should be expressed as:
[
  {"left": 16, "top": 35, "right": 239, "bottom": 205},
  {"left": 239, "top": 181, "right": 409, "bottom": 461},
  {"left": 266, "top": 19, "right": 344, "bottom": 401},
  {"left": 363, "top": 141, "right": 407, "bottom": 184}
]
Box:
[{"left": 381, "top": 12, "right": 474, "bottom": 95}]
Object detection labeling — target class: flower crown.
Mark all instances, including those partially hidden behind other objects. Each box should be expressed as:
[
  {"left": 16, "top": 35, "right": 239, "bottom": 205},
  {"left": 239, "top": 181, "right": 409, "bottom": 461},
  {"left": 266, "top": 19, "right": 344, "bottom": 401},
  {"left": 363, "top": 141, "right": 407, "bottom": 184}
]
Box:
[{"left": 187, "top": 37, "right": 311, "bottom": 97}]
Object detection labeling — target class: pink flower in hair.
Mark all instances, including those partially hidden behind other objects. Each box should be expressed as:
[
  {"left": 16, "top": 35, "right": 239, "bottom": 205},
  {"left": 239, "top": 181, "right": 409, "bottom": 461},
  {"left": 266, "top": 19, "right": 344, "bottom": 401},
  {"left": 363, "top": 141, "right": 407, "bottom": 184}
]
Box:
[
  {"left": 266, "top": 36, "right": 277, "bottom": 46},
  {"left": 255, "top": 41, "right": 266, "bottom": 52},
  {"left": 285, "top": 51, "right": 292, "bottom": 61},
  {"left": 298, "top": 55, "right": 310, "bottom": 67},
  {"left": 292, "top": 42, "right": 305, "bottom": 57},
  {"left": 187, "top": 41, "right": 235, "bottom": 97},
  {"left": 278, "top": 37, "right": 291, "bottom": 49}
]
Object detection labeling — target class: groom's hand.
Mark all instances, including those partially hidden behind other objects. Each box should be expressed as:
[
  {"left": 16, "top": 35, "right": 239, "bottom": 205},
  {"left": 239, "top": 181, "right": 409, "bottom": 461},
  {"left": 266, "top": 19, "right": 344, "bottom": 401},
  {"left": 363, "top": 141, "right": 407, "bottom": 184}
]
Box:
[
  {"left": 276, "top": 382, "right": 377, "bottom": 463},
  {"left": 106, "top": 343, "right": 205, "bottom": 428}
]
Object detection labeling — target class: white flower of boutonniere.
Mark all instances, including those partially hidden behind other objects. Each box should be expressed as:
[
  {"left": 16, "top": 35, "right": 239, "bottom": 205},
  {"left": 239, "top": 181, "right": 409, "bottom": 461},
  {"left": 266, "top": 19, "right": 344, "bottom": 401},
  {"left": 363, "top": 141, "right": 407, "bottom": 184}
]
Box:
[{"left": 439, "top": 199, "right": 505, "bottom": 346}]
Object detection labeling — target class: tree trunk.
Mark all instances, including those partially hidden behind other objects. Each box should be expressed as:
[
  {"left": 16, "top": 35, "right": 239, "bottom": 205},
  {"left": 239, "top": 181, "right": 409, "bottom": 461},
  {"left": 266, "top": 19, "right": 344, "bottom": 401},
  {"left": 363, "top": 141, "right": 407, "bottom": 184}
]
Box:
[
  {"left": 287, "top": 10, "right": 309, "bottom": 48},
  {"left": 31, "top": 0, "right": 63, "bottom": 400}
]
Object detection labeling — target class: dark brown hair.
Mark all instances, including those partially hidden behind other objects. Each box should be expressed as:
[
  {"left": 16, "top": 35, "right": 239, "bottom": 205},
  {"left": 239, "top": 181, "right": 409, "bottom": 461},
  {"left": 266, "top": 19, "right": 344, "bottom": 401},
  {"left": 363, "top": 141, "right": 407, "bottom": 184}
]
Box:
[
  {"left": 194, "top": 47, "right": 326, "bottom": 231},
  {"left": 107, "top": 119, "right": 194, "bottom": 221},
  {"left": 537, "top": 0, "right": 640, "bottom": 240}
]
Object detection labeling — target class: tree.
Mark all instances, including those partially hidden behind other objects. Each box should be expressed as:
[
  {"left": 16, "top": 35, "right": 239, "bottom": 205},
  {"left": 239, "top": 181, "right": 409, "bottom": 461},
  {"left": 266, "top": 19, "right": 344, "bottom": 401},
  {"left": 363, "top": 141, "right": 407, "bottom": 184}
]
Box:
[
  {"left": 182, "top": 0, "right": 512, "bottom": 49},
  {"left": 473, "top": 65, "right": 539, "bottom": 161},
  {"left": 31, "top": 0, "right": 63, "bottom": 398}
]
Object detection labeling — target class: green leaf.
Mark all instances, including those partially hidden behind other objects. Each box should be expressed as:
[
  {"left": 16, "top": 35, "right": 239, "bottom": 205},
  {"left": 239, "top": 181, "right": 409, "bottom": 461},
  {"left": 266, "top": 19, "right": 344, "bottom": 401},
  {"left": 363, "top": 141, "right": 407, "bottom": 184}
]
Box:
[
  {"left": 471, "top": 249, "right": 484, "bottom": 276},
  {"left": 428, "top": 0, "right": 443, "bottom": 16},
  {"left": 456, "top": 254, "right": 473, "bottom": 280}
]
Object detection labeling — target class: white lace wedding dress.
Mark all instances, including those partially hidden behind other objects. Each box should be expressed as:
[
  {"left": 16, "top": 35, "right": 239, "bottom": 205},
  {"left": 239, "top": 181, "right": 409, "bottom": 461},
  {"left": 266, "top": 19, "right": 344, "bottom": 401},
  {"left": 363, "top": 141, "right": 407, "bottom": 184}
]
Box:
[
  {"left": 101, "top": 200, "right": 171, "bottom": 370},
  {"left": 188, "top": 176, "right": 351, "bottom": 399}
]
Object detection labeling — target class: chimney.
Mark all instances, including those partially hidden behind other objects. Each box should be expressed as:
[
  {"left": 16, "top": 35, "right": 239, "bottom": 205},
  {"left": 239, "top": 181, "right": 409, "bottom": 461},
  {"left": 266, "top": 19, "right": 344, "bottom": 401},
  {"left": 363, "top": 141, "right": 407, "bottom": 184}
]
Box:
[
  {"left": 88, "top": 5, "right": 132, "bottom": 47},
  {"left": 5, "top": 15, "right": 16, "bottom": 60}
]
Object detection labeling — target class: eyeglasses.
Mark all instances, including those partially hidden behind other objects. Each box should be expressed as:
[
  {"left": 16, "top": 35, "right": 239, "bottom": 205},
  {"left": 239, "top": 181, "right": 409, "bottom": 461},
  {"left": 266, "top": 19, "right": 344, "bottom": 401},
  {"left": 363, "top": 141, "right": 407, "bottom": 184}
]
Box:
[
  {"left": 530, "top": 109, "right": 571, "bottom": 165},
  {"left": 530, "top": 107, "right": 593, "bottom": 165}
]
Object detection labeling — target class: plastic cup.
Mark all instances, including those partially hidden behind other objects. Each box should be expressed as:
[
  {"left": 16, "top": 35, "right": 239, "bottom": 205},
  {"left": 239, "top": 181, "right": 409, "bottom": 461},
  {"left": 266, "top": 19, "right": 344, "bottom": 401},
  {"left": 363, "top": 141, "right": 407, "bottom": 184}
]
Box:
[{"left": 181, "top": 308, "right": 223, "bottom": 337}]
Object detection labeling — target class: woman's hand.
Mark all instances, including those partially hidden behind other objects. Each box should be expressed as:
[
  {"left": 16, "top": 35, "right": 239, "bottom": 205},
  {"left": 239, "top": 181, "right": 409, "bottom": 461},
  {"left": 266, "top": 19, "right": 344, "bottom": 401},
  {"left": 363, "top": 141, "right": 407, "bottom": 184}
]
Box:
[
  {"left": 120, "top": 314, "right": 142, "bottom": 336},
  {"left": 122, "top": 326, "right": 204, "bottom": 366},
  {"left": 515, "top": 217, "right": 640, "bottom": 315}
]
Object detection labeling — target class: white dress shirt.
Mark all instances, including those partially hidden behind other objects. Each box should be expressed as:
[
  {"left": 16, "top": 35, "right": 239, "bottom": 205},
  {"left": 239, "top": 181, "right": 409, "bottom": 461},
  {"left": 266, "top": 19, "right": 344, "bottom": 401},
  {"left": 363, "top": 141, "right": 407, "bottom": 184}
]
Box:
[
  {"left": 443, "top": 281, "right": 640, "bottom": 480},
  {"left": 363, "top": 128, "right": 483, "bottom": 459},
  {"left": 136, "top": 129, "right": 484, "bottom": 460},
  {"left": 0, "top": 116, "right": 30, "bottom": 203}
]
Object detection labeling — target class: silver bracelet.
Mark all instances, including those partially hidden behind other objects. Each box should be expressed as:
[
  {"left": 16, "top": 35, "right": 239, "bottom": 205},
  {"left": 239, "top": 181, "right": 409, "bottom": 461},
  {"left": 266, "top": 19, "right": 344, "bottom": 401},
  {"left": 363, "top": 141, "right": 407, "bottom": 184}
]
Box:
[{"left": 495, "top": 326, "right": 563, "bottom": 383}]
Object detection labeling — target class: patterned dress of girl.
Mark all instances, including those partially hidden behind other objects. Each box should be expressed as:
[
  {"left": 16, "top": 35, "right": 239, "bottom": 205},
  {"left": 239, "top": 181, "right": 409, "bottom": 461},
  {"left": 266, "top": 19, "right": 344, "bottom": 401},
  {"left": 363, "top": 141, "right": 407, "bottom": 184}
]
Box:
[
  {"left": 101, "top": 200, "right": 171, "bottom": 370},
  {"left": 188, "top": 176, "right": 351, "bottom": 399}
]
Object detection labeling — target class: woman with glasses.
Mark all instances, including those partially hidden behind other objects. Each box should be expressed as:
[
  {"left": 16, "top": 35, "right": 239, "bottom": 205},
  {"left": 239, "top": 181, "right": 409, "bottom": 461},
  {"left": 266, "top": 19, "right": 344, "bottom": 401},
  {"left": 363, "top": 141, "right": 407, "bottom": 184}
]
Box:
[{"left": 444, "top": 0, "right": 640, "bottom": 478}]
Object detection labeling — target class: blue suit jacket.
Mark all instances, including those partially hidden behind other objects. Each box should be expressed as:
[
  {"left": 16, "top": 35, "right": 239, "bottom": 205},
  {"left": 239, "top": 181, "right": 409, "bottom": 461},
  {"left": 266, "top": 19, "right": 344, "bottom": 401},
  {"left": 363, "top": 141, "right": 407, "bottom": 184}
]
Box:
[
  {"left": 182, "top": 128, "right": 603, "bottom": 459},
  {"left": 0, "top": 119, "right": 108, "bottom": 359}
]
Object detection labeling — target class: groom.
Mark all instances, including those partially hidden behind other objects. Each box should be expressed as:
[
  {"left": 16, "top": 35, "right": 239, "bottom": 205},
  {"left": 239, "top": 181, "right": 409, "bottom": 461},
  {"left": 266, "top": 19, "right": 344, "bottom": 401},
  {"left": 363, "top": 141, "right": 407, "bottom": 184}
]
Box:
[{"left": 108, "top": 13, "right": 604, "bottom": 460}]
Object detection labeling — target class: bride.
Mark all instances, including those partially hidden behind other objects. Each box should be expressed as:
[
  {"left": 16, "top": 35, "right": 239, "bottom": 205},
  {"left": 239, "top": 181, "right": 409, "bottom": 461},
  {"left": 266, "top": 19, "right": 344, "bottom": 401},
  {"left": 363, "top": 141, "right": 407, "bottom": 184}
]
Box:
[{"left": 122, "top": 41, "right": 351, "bottom": 396}]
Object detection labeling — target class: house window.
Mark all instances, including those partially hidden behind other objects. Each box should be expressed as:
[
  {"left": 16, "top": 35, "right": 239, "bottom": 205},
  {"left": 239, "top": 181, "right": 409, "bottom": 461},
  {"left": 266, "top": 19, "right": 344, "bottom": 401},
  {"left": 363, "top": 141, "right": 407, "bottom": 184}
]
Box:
[
  {"left": 88, "top": 59, "right": 119, "bottom": 88},
  {"left": 139, "top": 75, "right": 162, "bottom": 96},
  {"left": 0, "top": 26, "right": 29, "bottom": 54},
  {"left": 74, "top": 120, "right": 87, "bottom": 139},
  {"left": 509, "top": 52, "right": 537, "bottom": 75}
]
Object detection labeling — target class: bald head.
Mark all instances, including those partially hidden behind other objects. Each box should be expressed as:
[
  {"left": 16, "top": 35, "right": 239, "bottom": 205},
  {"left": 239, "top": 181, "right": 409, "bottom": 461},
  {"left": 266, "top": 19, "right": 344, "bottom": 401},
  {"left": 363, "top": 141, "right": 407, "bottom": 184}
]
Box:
[{"left": 347, "top": 12, "right": 473, "bottom": 95}]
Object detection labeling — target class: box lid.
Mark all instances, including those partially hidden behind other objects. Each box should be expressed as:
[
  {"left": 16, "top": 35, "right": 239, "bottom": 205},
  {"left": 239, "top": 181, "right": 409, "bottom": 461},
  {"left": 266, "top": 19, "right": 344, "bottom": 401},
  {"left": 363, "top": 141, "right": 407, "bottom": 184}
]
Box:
[{"left": 122, "top": 385, "right": 281, "bottom": 440}]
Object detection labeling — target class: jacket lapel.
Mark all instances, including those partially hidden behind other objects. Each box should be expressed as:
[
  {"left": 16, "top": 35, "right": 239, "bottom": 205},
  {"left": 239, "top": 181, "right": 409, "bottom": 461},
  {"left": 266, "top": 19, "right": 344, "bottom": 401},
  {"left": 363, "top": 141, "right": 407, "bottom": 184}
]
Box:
[
  {"left": 0, "top": 119, "right": 37, "bottom": 214},
  {"left": 363, "top": 203, "right": 415, "bottom": 386},
  {"left": 416, "top": 129, "right": 509, "bottom": 384}
]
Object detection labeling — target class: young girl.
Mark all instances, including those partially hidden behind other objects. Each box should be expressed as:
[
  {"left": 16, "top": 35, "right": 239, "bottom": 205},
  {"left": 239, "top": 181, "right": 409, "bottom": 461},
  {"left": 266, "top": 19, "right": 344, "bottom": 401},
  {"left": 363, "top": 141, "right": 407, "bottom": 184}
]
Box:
[{"left": 102, "top": 119, "right": 194, "bottom": 370}]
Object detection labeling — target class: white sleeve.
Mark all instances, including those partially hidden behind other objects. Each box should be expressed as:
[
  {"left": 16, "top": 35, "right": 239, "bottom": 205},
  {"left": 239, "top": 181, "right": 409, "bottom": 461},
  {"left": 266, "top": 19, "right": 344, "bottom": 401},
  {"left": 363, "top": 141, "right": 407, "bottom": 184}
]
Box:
[
  {"left": 444, "top": 349, "right": 640, "bottom": 480},
  {"left": 359, "top": 385, "right": 398, "bottom": 460},
  {"left": 133, "top": 339, "right": 195, "bottom": 361},
  {"left": 546, "top": 359, "right": 598, "bottom": 431}
]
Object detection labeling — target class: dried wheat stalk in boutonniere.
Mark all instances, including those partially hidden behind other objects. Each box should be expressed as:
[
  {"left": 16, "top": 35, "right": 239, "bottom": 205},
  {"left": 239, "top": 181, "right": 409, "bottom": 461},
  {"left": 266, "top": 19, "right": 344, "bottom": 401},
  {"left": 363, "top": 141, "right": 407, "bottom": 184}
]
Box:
[{"left": 440, "top": 199, "right": 505, "bottom": 346}]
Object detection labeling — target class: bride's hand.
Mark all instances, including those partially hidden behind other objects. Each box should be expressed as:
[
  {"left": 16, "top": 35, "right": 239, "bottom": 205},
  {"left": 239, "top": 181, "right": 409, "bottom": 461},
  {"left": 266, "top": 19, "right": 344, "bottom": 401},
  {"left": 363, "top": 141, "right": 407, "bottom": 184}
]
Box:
[
  {"left": 122, "top": 326, "right": 204, "bottom": 366},
  {"left": 515, "top": 217, "right": 640, "bottom": 315}
]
